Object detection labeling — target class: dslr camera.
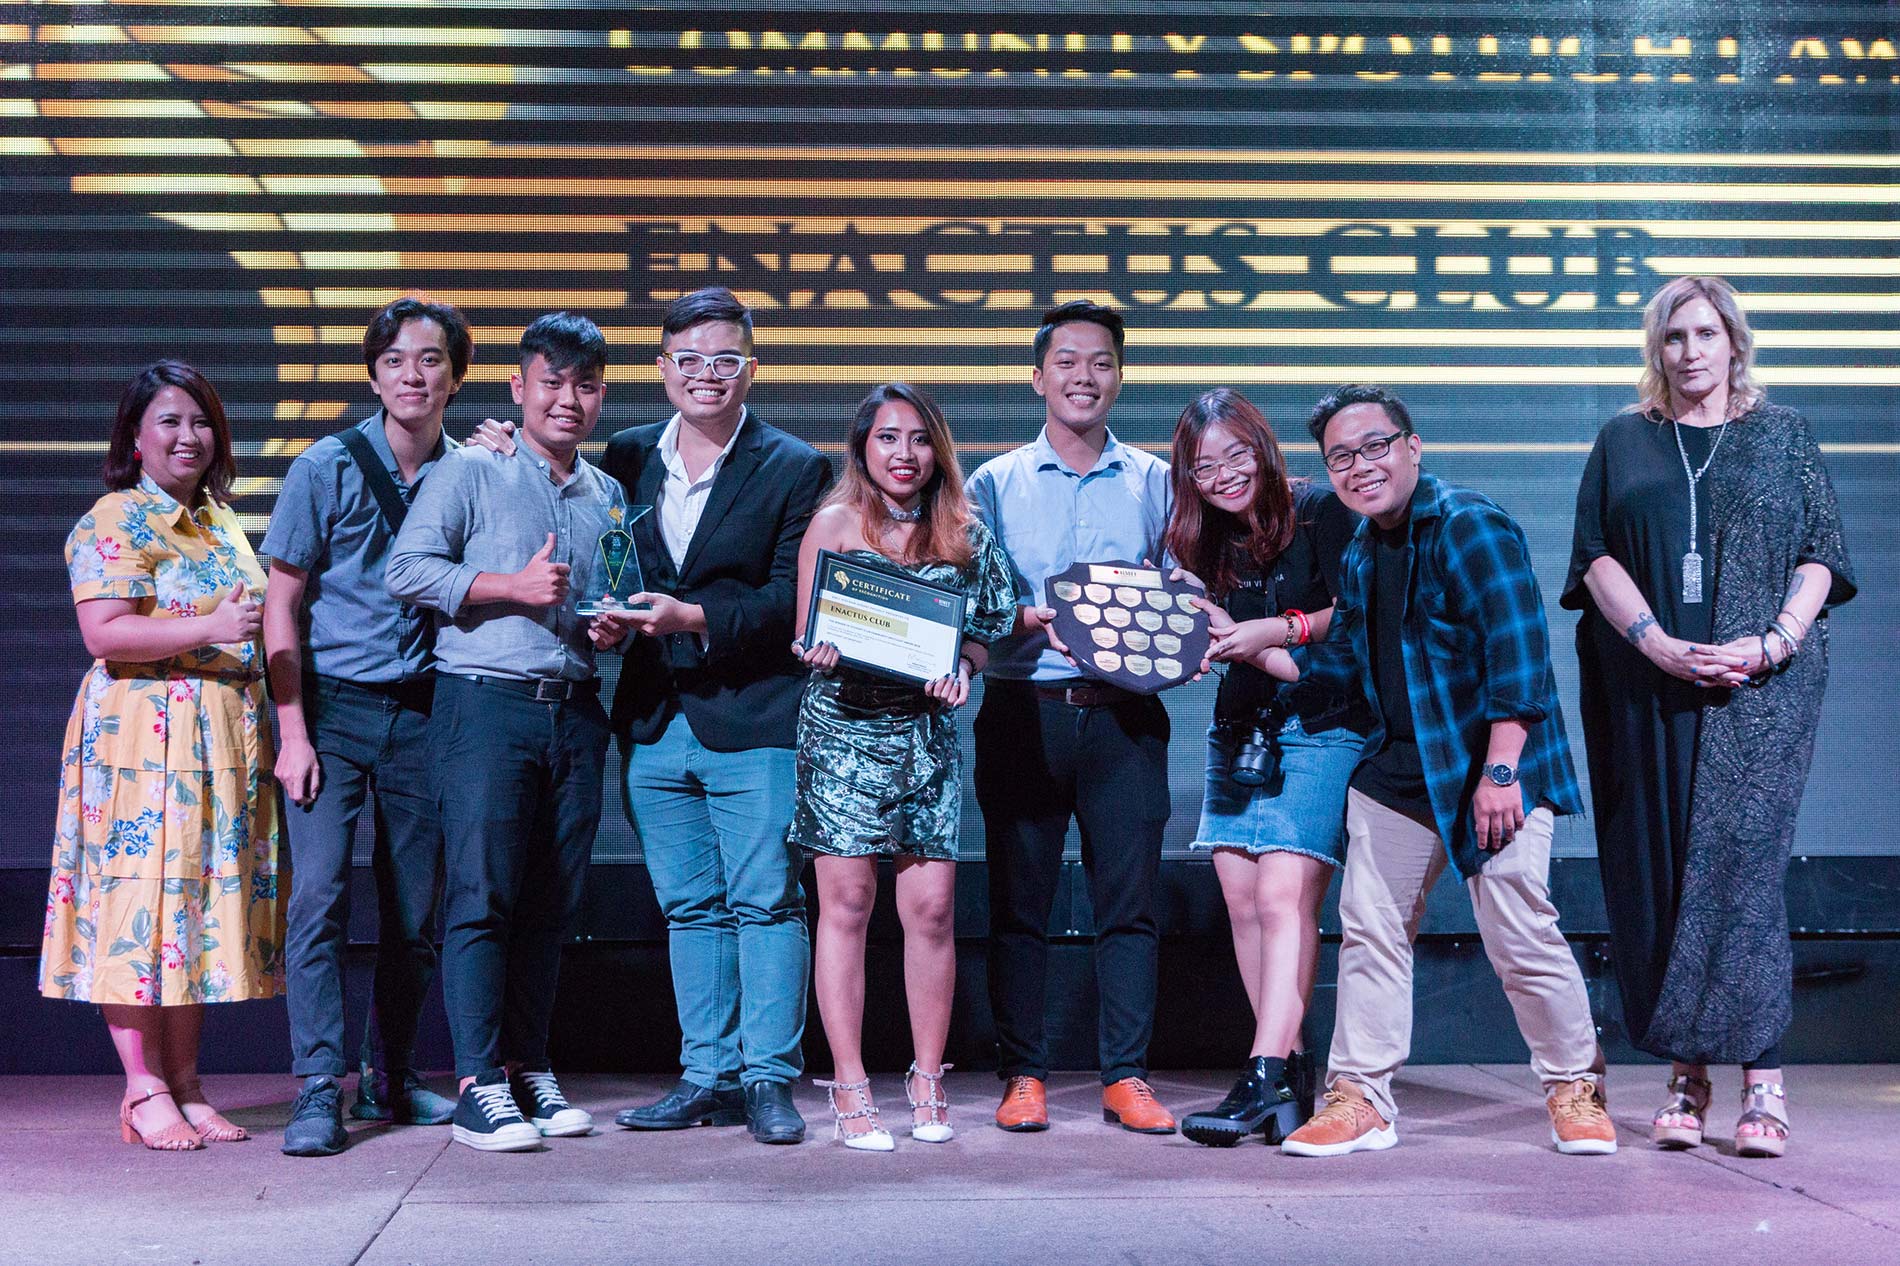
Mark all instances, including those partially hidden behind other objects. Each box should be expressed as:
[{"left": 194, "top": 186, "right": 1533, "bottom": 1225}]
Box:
[{"left": 1215, "top": 709, "right": 1282, "bottom": 788}]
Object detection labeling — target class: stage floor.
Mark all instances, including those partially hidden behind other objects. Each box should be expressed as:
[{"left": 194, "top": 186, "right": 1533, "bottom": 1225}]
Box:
[{"left": 5, "top": 1066, "right": 1897, "bottom": 1266}]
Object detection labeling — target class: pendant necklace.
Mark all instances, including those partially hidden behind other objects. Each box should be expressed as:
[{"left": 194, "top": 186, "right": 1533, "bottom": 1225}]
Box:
[{"left": 1670, "top": 416, "right": 1729, "bottom": 605}]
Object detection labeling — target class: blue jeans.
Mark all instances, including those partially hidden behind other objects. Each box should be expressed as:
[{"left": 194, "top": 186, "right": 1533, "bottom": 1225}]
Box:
[
  {"left": 625, "top": 711, "right": 806, "bottom": 1090},
  {"left": 283, "top": 676, "right": 442, "bottom": 1079}
]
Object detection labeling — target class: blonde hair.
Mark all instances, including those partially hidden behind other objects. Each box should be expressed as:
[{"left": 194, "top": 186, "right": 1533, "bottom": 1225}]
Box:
[{"left": 1630, "top": 275, "right": 1765, "bottom": 419}]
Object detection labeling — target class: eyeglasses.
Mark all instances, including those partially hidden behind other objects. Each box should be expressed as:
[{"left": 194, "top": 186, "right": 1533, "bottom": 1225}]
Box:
[
  {"left": 1322, "top": 431, "right": 1408, "bottom": 473},
  {"left": 1188, "top": 452, "right": 1258, "bottom": 485},
  {"left": 661, "top": 350, "right": 752, "bottom": 380}
]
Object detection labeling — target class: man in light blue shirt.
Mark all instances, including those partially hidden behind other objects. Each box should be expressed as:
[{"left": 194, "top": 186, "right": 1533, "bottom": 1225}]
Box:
[{"left": 965, "top": 300, "right": 1180, "bottom": 1135}]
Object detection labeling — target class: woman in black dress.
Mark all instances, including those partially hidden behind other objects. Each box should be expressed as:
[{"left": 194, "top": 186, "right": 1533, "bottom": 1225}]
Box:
[{"left": 1564, "top": 275, "right": 1855, "bottom": 1158}]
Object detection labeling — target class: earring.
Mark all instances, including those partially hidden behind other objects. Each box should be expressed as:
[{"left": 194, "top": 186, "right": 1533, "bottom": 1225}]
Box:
[{"left": 132, "top": 446, "right": 142, "bottom": 461}]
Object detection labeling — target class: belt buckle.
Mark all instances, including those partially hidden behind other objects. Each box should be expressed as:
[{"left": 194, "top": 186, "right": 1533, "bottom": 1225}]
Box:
[
  {"left": 1064, "top": 685, "right": 1093, "bottom": 707},
  {"left": 532, "top": 678, "right": 570, "bottom": 703}
]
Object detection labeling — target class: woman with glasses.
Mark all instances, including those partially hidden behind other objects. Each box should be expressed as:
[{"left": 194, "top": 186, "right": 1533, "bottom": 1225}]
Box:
[
  {"left": 1563, "top": 276, "right": 1855, "bottom": 1157},
  {"left": 789, "top": 382, "right": 1016, "bottom": 1151},
  {"left": 1165, "top": 389, "right": 1370, "bottom": 1147}
]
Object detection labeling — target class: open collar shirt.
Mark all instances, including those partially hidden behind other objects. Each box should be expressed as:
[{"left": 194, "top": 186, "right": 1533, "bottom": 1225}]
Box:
[{"left": 966, "top": 425, "right": 1173, "bottom": 682}]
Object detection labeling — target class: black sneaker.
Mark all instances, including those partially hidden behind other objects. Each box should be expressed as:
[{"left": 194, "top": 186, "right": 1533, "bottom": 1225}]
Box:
[
  {"left": 282, "top": 1075, "right": 348, "bottom": 1157},
  {"left": 450, "top": 1068, "right": 541, "bottom": 1152},
  {"left": 511, "top": 1067, "right": 594, "bottom": 1137},
  {"left": 352, "top": 1063, "right": 458, "bottom": 1125}
]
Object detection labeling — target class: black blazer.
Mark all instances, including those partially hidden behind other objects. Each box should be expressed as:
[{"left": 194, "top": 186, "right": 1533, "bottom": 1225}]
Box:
[{"left": 600, "top": 412, "right": 833, "bottom": 751}]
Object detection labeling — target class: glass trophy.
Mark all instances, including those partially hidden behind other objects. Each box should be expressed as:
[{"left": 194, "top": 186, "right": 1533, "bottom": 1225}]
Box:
[{"left": 576, "top": 503, "right": 652, "bottom": 616}]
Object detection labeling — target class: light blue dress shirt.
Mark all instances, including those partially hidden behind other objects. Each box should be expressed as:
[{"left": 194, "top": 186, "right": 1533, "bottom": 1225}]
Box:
[
  {"left": 965, "top": 426, "right": 1173, "bottom": 682},
  {"left": 385, "top": 444, "right": 629, "bottom": 683}
]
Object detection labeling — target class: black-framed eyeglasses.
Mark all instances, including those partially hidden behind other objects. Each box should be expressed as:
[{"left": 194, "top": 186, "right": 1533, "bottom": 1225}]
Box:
[
  {"left": 662, "top": 350, "right": 752, "bottom": 380},
  {"left": 1322, "top": 431, "right": 1408, "bottom": 473},
  {"left": 1189, "top": 451, "right": 1258, "bottom": 485}
]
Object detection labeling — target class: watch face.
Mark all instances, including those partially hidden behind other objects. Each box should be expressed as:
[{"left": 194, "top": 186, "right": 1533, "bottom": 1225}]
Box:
[{"left": 1487, "top": 763, "right": 1517, "bottom": 786}]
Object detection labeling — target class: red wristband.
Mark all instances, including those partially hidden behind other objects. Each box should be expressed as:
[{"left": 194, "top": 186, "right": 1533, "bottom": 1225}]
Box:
[{"left": 1282, "top": 609, "right": 1311, "bottom": 646}]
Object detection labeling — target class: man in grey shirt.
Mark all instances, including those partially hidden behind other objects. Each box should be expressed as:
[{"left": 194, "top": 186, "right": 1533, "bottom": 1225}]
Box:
[
  {"left": 386, "top": 312, "right": 627, "bottom": 1152},
  {"left": 263, "top": 296, "right": 470, "bottom": 1156}
]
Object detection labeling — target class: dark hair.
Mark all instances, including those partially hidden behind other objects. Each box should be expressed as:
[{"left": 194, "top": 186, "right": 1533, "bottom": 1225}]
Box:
[
  {"left": 1163, "top": 390, "right": 1298, "bottom": 599},
  {"left": 1032, "top": 299, "right": 1125, "bottom": 368},
  {"left": 103, "top": 360, "right": 237, "bottom": 504},
  {"left": 662, "top": 286, "right": 753, "bottom": 352},
  {"left": 1306, "top": 384, "right": 1416, "bottom": 445},
  {"left": 520, "top": 311, "right": 608, "bottom": 378},
  {"left": 823, "top": 382, "right": 976, "bottom": 570},
  {"left": 362, "top": 295, "right": 473, "bottom": 389}
]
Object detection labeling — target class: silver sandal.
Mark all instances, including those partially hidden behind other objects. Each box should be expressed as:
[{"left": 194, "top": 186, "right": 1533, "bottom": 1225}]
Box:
[
  {"left": 1735, "top": 1081, "right": 1789, "bottom": 1158},
  {"left": 1651, "top": 1073, "right": 1713, "bottom": 1149}
]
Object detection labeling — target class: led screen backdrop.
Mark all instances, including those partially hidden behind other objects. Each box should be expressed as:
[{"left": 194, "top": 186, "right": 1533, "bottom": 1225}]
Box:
[{"left": 2, "top": 3, "right": 1893, "bottom": 866}]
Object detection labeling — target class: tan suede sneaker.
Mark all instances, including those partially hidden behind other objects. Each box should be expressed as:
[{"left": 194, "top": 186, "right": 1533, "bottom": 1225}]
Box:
[
  {"left": 1548, "top": 1078, "right": 1618, "bottom": 1155},
  {"left": 1280, "top": 1081, "right": 1397, "bottom": 1157}
]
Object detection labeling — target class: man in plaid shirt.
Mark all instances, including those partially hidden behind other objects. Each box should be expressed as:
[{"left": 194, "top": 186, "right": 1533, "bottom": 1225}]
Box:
[{"left": 1280, "top": 385, "right": 1616, "bottom": 1159}]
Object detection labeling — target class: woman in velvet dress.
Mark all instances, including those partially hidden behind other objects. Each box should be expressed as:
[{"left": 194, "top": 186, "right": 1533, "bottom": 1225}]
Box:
[
  {"left": 790, "top": 382, "right": 1015, "bottom": 1151},
  {"left": 1564, "top": 276, "right": 1855, "bottom": 1158}
]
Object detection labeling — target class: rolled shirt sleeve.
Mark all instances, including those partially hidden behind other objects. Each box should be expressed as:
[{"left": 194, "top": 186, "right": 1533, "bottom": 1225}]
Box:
[{"left": 385, "top": 453, "right": 481, "bottom": 618}]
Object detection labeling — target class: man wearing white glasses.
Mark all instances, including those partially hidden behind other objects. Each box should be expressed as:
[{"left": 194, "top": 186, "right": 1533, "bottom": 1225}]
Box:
[{"left": 472, "top": 287, "right": 831, "bottom": 1144}]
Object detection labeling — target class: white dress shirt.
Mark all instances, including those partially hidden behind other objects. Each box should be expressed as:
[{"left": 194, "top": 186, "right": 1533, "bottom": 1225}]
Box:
[{"left": 656, "top": 407, "right": 747, "bottom": 569}]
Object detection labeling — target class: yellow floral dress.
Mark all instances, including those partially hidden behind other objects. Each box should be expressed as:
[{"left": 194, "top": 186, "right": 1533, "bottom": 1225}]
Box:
[{"left": 40, "top": 477, "right": 287, "bottom": 1005}]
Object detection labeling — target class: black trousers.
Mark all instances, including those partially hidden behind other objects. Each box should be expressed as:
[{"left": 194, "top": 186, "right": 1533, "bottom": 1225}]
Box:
[
  {"left": 433, "top": 675, "right": 609, "bottom": 1077},
  {"left": 283, "top": 675, "right": 441, "bottom": 1079},
  {"left": 974, "top": 680, "right": 1170, "bottom": 1085}
]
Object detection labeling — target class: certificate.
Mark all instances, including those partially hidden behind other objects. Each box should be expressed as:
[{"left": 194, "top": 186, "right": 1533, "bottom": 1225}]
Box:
[{"left": 803, "top": 550, "right": 967, "bottom": 685}]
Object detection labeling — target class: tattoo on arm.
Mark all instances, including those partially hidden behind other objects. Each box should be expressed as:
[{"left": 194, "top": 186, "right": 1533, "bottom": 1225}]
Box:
[
  {"left": 1783, "top": 573, "right": 1805, "bottom": 603},
  {"left": 1625, "top": 612, "right": 1657, "bottom": 645}
]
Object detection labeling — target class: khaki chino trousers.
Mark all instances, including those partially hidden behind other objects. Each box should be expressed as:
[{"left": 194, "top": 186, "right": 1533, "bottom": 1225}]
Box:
[{"left": 1329, "top": 788, "right": 1605, "bottom": 1123}]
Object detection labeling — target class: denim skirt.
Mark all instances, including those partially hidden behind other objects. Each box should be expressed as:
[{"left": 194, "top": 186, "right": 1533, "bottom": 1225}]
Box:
[{"left": 1191, "top": 716, "right": 1364, "bottom": 866}]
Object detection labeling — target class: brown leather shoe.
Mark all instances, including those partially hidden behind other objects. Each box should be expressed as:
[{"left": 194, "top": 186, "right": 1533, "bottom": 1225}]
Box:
[
  {"left": 995, "top": 1075, "right": 1049, "bottom": 1132},
  {"left": 1102, "top": 1077, "right": 1177, "bottom": 1134}
]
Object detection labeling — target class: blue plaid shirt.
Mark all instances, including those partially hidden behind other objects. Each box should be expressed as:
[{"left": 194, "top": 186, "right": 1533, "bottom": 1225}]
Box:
[{"left": 1318, "top": 473, "right": 1582, "bottom": 878}]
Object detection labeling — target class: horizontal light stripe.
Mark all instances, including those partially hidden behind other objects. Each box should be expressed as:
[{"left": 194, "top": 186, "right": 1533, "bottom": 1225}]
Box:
[
  {"left": 149, "top": 212, "right": 1900, "bottom": 242},
  {"left": 74, "top": 174, "right": 1900, "bottom": 204},
  {"left": 271, "top": 362, "right": 1900, "bottom": 388},
  {"left": 272, "top": 325, "right": 1900, "bottom": 352}
]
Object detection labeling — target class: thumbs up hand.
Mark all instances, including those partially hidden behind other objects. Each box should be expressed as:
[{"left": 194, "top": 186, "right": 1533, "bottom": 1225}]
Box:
[
  {"left": 206, "top": 579, "right": 263, "bottom": 644},
  {"left": 511, "top": 533, "right": 571, "bottom": 607}
]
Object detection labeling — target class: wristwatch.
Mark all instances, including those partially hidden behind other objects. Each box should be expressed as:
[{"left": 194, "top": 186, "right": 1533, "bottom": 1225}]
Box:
[{"left": 1484, "top": 762, "right": 1519, "bottom": 787}]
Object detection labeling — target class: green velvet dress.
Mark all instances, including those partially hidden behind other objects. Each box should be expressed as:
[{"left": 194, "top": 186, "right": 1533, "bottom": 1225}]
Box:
[{"left": 790, "top": 520, "right": 1017, "bottom": 859}]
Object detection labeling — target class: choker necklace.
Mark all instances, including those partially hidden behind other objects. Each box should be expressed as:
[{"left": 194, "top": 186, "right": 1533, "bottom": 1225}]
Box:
[{"left": 882, "top": 500, "right": 924, "bottom": 523}]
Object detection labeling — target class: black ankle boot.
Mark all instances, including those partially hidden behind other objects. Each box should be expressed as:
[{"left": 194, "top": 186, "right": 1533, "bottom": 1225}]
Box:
[
  {"left": 1286, "top": 1050, "right": 1319, "bottom": 1120},
  {"left": 1181, "top": 1056, "right": 1303, "bottom": 1147}
]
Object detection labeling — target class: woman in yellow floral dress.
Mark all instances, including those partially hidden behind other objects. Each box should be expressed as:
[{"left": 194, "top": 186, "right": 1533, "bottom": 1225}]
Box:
[{"left": 42, "top": 361, "right": 287, "bottom": 1150}]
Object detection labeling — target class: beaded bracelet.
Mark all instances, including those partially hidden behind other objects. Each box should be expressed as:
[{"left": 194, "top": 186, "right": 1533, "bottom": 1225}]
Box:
[{"left": 1282, "top": 609, "right": 1312, "bottom": 647}]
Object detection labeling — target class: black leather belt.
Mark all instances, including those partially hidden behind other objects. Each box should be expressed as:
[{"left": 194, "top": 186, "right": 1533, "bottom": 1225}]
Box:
[
  {"left": 1028, "top": 680, "right": 1137, "bottom": 708},
  {"left": 462, "top": 674, "right": 598, "bottom": 702}
]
